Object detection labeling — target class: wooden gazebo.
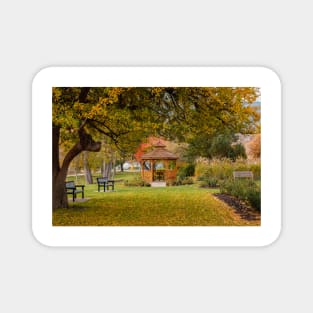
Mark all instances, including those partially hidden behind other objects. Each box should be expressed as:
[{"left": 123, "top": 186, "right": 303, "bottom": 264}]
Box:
[{"left": 140, "top": 141, "right": 178, "bottom": 184}]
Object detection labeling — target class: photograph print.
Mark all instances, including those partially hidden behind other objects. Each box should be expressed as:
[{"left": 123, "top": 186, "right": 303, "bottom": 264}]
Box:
[{"left": 52, "top": 87, "right": 261, "bottom": 226}]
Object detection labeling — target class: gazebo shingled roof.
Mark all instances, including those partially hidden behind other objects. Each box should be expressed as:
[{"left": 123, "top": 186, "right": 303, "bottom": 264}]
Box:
[{"left": 141, "top": 142, "right": 178, "bottom": 160}]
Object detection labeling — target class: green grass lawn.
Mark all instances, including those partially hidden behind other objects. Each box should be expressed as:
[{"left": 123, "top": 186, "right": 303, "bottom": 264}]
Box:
[{"left": 54, "top": 172, "right": 260, "bottom": 226}]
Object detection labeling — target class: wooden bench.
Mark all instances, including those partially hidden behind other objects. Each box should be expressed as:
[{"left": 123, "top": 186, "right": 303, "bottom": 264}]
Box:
[
  {"left": 97, "top": 177, "right": 115, "bottom": 192},
  {"left": 65, "top": 181, "right": 85, "bottom": 201},
  {"left": 233, "top": 171, "right": 254, "bottom": 180}
]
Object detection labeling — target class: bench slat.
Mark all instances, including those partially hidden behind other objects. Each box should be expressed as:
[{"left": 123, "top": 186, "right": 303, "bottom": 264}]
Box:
[
  {"left": 97, "top": 177, "right": 114, "bottom": 192},
  {"left": 65, "top": 181, "right": 85, "bottom": 201}
]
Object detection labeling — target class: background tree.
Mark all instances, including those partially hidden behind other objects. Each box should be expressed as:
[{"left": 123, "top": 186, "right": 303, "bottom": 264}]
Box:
[
  {"left": 83, "top": 151, "right": 93, "bottom": 184},
  {"left": 114, "top": 131, "right": 147, "bottom": 172},
  {"left": 247, "top": 133, "right": 261, "bottom": 159},
  {"left": 184, "top": 132, "right": 247, "bottom": 162},
  {"left": 209, "top": 133, "right": 247, "bottom": 161}
]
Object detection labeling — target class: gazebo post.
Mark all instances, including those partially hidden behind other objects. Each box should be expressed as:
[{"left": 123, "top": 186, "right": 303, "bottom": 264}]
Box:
[
  {"left": 141, "top": 160, "right": 144, "bottom": 179},
  {"left": 164, "top": 160, "right": 168, "bottom": 181},
  {"left": 151, "top": 160, "right": 154, "bottom": 182}
]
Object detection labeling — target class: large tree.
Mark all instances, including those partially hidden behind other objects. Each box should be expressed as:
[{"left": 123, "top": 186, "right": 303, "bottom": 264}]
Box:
[
  {"left": 53, "top": 87, "right": 259, "bottom": 209},
  {"left": 53, "top": 87, "right": 162, "bottom": 209}
]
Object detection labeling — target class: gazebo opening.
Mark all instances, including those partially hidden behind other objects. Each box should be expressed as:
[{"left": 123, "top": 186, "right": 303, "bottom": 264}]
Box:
[{"left": 140, "top": 141, "right": 178, "bottom": 184}]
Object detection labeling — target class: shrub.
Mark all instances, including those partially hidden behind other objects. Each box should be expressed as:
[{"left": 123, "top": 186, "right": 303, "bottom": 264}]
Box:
[
  {"left": 167, "top": 179, "right": 181, "bottom": 186},
  {"left": 195, "top": 162, "right": 208, "bottom": 178},
  {"left": 232, "top": 144, "right": 247, "bottom": 160},
  {"left": 199, "top": 177, "right": 219, "bottom": 188},
  {"left": 181, "top": 177, "right": 194, "bottom": 185},
  {"left": 195, "top": 158, "right": 261, "bottom": 181},
  {"left": 167, "top": 180, "right": 176, "bottom": 186},
  {"left": 249, "top": 163, "right": 261, "bottom": 180},
  {"left": 184, "top": 164, "right": 195, "bottom": 177},
  {"left": 174, "top": 176, "right": 194, "bottom": 186},
  {"left": 206, "top": 177, "right": 219, "bottom": 188},
  {"left": 246, "top": 188, "right": 261, "bottom": 211},
  {"left": 177, "top": 164, "right": 195, "bottom": 179},
  {"left": 198, "top": 158, "right": 235, "bottom": 181},
  {"left": 219, "top": 178, "right": 261, "bottom": 211},
  {"left": 175, "top": 180, "right": 182, "bottom": 186}
]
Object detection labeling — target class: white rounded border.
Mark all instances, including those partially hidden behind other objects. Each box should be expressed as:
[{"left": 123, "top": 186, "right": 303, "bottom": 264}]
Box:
[{"left": 32, "top": 67, "right": 281, "bottom": 247}]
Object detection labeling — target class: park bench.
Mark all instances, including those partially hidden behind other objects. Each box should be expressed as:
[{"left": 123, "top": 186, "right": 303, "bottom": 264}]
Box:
[
  {"left": 97, "top": 177, "right": 115, "bottom": 192},
  {"left": 65, "top": 181, "right": 85, "bottom": 201},
  {"left": 233, "top": 171, "right": 254, "bottom": 180}
]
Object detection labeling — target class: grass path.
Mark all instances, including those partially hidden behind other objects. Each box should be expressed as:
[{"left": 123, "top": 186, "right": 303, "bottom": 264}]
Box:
[{"left": 53, "top": 179, "right": 260, "bottom": 226}]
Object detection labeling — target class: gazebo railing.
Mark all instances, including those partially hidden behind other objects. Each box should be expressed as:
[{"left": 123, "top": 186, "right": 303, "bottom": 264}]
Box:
[{"left": 154, "top": 169, "right": 165, "bottom": 181}]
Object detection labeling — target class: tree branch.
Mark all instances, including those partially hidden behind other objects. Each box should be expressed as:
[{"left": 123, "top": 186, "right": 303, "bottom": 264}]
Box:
[{"left": 78, "top": 87, "right": 90, "bottom": 102}]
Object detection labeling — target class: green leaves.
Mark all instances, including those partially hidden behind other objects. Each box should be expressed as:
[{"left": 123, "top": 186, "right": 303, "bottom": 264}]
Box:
[{"left": 53, "top": 86, "right": 260, "bottom": 162}]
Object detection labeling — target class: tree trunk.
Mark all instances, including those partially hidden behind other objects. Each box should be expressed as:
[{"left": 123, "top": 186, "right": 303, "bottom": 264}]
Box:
[
  {"left": 52, "top": 87, "right": 101, "bottom": 210},
  {"left": 83, "top": 151, "right": 93, "bottom": 184},
  {"left": 101, "top": 160, "right": 106, "bottom": 177},
  {"left": 52, "top": 126, "right": 60, "bottom": 184},
  {"left": 53, "top": 126, "right": 68, "bottom": 209},
  {"left": 101, "top": 160, "right": 113, "bottom": 178},
  {"left": 53, "top": 164, "right": 70, "bottom": 209},
  {"left": 53, "top": 126, "right": 101, "bottom": 210},
  {"left": 112, "top": 158, "right": 116, "bottom": 178},
  {"left": 107, "top": 161, "right": 113, "bottom": 179},
  {"left": 120, "top": 162, "right": 124, "bottom": 172}
]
